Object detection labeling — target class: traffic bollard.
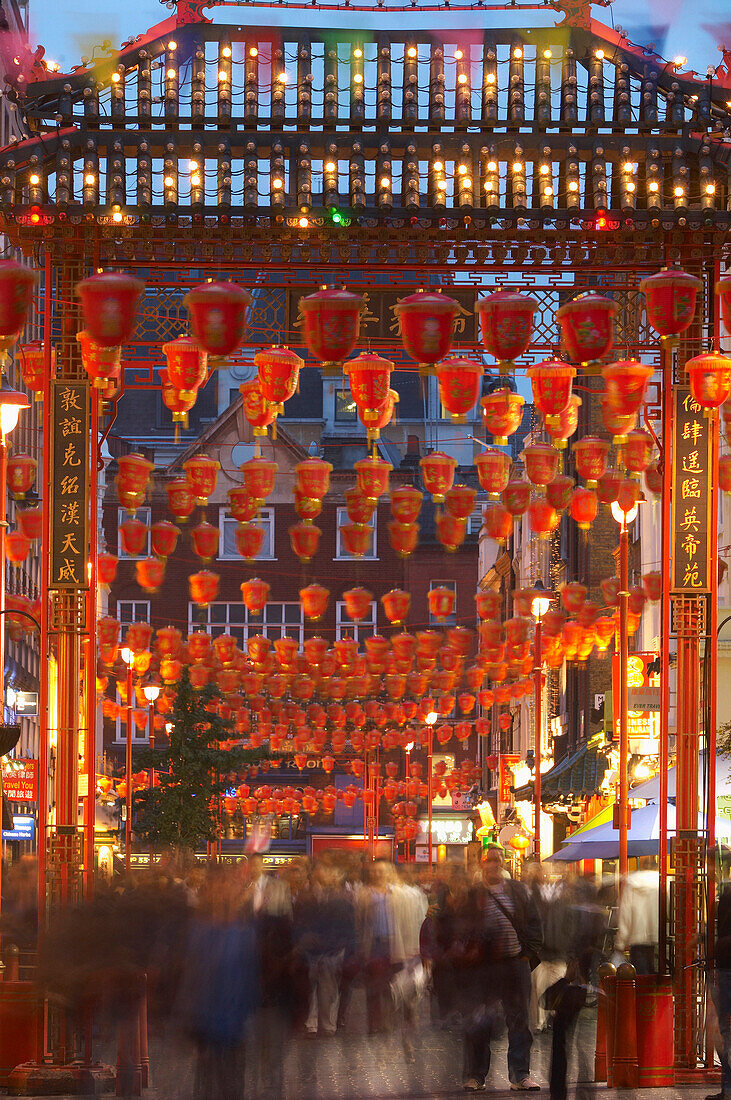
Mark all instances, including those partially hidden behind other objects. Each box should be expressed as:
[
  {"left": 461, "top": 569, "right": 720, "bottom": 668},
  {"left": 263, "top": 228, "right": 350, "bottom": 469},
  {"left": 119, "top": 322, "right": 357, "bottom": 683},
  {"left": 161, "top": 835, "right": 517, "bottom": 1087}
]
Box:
[{"left": 612, "top": 961, "right": 639, "bottom": 1088}]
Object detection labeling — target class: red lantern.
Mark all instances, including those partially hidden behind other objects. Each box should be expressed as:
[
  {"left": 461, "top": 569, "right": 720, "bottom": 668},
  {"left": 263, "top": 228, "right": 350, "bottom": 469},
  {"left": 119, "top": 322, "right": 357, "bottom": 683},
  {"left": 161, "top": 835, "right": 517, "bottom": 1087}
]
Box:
[
  {"left": 340, "top": 523, "right": 372, "bottom": 557},
  {"left": 118, "top": 454, "right": 154, "bottom": 507},
  {"left": 556, "top": 292, "right": 616, "bottom": 367},
  {"left": 7, "top": 454, "right": 36, "bottom": 499},
  {"left": 161, "top": 370, "right": 196, "bottom": 426},
  {"left": 522, "top": 443, "right": 559, "bottom": 490},
  {"left": 239, "top": 577, "right": 269, "bottom": 616},
  {"left": 685, "top": 352, "right": 731, "bottom": 410},
  {"left": 294, "top": 488, "right": 323, "bottom": 523},
  {"left": 601, "top": 578, "right": 619, "bottom": 608},
  {"left": 645, "top": 460, "right": 662, "bottom": 496},
  {"left": 643, "top": 571, "right": 662, "bottom": 602},
  {"left": 445, "top": 484, "right": 477, "bottom": 521},
  {"left": 299, "top": 288, "right": 363, "bottom": 374},
  {"left": 561, "top": 582, "right": 587, "bottom": 614},
  {"left": 616, "top": 477, "right": 642, "bottom": 517},
  {"left": 527, "top": 359, "right": 577, "bottom": 423},
  {"left": 228, "top": 487, "right": 258, "bottom": 525},
  {"left": 188, "top": 631, "right": 212, "bottom": 661},
  {"left": 720, "top": 455, "right": 731, "bottom": 494},
  {"left": 390, "top": 486, "right": 422, "bottom": 524},
  {"left": 428, "top": 586, "right": 456, "bottom": 621},
  {"left": 240, "top": 456, "right": 277, "bottom": 504},
  {"left": 437, "top": 358, "right": 482, "bottom": 421},
  {"left": 344, "top": 487, "right": 376, "bottom": 525},
  {"left": 18, "top": 342, "right": 50, "bottom": 400},
  {"left": 546, "top": 394, "right": 581, "bottom": 450},
  {"left": 126, "top": 621, "right": 153, "bottom": 653},
  {"left": 119, "top": 518, "right": 148, "bottom": 557},
  {"left": 640, "top": 268, "right": 702, "bottom": 338},
  {"left": 77, "top": 330, "right": 121, "bottom": 387},
  {"left": 239, "top": 380, "right": 276, "bottom": 437},
  {"left": 166, "top": 478, "right": 195, "bottom": 522},
  {"left": 183, "top": 280, "right": 251, "bottom": 358},
  {"left": 420, "top": 451, "right": 457, "bottom": 503},
  {"left": 476, "top": 290, "right": 538, "bottom": 369},
  {"left": 342, "top": 587, "right": 373, "bottom": 621},
  {"left": 189, "top": 570, "right": 219, "bottom": 607},
  {"left": 136, "top": 556, "right": 165, "bottom": 592},
  {"left": 481, "top": 389, "right": 525, "bottom": 445},
  {"left": 481, "top": 502, "right": 512, "bottom": 544},
  {"left": 256, "top": 345, "right": 303, "bottom": 409},
  {"left": 502, "top": 479, "right": 531, "bottom": 517},
  {"left": 600, "top": 393, "right": 637, "bottom": 445},
  {"left": 162, "top": 335, "right": 207, "bottom": 400},
  {"left": 156, "top": 626, "right": 181, "bottom": 657},
  {"left": 602, "top": 360, "right": 654, "bottom": 418},
  {"left": 573, "top": 436, "right": 610, "bottom": 488},
  {"left": 300, "top": 584, "right": 329, "bottom": 620},
  {"left": 295, "top": 457, "right": 332, "bottom": 500},
  {"left": 546, "top": 474, "right": 574, "bottom": 512},
  {"left": 98, "top": 552, "right": 118, "bottom": 586},
  {"left": 0, "top": 261, "right": 38, "bottom": 353},
  {"left": 394, "top": 290, "right": 459, "bottom": 375},
  {"left": 355, "top": 455, "right": 391, "bottom": 500},
  {"left": 358, "top": 387, "right": 398, "bottom": 443},
  {"left": 345, "top": 351, "right": 393, "bottom": 424},
  {"left": 570, "top": 487, "right": 598, "bottom": 531},
  {"left": 235, "top": 523, "right": 265, "bottom": 561},
  {"left": 475, "top": 448, "right": 511, "bottom": 498},
  {"left": 5, "top": 529, "right": 29, "bottom": 564},
  {"left": 191, "top": 521, "right": 220, "bottom": 562},
  {"left": 388, "top": 521, "right": 419, "bottom": 557},
  {"left": 436, "top": 512, "right": 467, "bottom": 552},
  {"left": 621, "top": 430, "right": 653, "bottom": 475},
  {"left": 379, "top": 589, "right": 409, "bottom": 625},
  {"left": 475, "top": 590, "right": 501, "bottom": 620},
  {"left": 76, "top": 271, "right": 143, "bottom": 347},
  {"left": 597, "top": 469, "right": 621, "bottom": 505},
  {"left": 183, "top": 455, "right": 219, "bottom": 504},
  {"left": 289, "top": 522, "right": 321, "bottom": 561},
  {"left": 17, "top": 506, "right": 41, "bottom": 541},
  {"left": 528, "top": 499, "right": 559, "bottom": 538}
]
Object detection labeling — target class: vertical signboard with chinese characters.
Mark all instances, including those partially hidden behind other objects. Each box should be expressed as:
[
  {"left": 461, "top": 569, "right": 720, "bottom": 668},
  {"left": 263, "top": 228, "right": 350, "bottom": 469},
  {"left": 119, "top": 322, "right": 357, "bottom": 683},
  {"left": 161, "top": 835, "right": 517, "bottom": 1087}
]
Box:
[
  {"left": 671, "top": 387, "right": 712, "bottom": 593},
  {"left": 49, "top": 381, "right": 90, "bottom": 589}
]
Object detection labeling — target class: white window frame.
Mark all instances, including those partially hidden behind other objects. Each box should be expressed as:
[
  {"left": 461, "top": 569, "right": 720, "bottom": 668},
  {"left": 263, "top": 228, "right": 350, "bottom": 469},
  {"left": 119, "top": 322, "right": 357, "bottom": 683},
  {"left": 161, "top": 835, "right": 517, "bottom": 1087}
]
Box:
[
  {"left": 335, "top": 599, "right": 377, "bottom": 644},
  {"left": 116, "top": 600, "right": 151, "bottom": 631},
  {"left": 190, "top": 600, "right": 304, "bottom": 649},
  {"left": 113, "top": 596, "right": 152, "bottom": 744},
  {"left": 429, "top": 579, "right": 457, "bottom": 626},
  {"left": 218, "top": 505, "right": 276, "bottom": 560},
  {"left": 117, "top": 506, "right": 151, "bottom": 559},
  {"left": 335, "top": 507, "right": 377, "bottom": 560}
]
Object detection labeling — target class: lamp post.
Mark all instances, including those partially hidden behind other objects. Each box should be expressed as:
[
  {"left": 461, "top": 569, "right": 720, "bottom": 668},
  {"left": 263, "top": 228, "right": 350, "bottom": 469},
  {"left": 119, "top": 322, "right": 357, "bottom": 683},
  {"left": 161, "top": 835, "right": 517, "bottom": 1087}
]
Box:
[
  {"left": 530, "top": 581, "right": 552, "bottom": 862},
  {"left": 611, "top": 496, "right": 640, "bottom": 881},
  {"left": 142, "top": 681, "right": 160, "bottom": 870},
  {"left": 424, "top": 709, "right": 438, "bottom": 867},
  {"left": 120, "top": 646, "right": 134, "bottom": 873},
  {"left": 404, "top": 739, "right": 414, "bottom": 861}
]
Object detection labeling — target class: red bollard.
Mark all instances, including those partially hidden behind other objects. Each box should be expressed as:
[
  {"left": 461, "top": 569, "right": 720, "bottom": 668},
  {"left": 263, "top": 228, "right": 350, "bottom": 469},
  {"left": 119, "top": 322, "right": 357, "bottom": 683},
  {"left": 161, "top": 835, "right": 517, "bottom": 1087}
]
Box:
[
  {"left": 612, "top": 961, "right": 639, "bottom": 1088},
  {"left": 595, "top": 962, "right": 616, "bottom": 1082},
  {"left": 636, "top": 974, "right": 674, "bottom": 1087}
]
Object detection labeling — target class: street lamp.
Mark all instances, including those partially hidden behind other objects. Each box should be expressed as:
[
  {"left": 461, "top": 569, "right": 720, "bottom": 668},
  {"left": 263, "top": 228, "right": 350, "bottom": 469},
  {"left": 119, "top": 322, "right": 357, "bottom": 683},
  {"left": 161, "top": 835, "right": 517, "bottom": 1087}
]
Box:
[
  {"left": 142, "top": 681, "right": 160, "bottom": 870},
  {"left": 530, "top": 581, "right": 552, "bottom": 861},
  {"left": 424, "top": 710, "right": 438, "bottom": 867},
  {"left": 404, "top": 739, "right": 414, "bottom": 862},
  {"left": 610, "top": 496, "right": 640, "bottom": 881},
  {"left": 120, "top": 646, "right": 134, "bottom": 873}
]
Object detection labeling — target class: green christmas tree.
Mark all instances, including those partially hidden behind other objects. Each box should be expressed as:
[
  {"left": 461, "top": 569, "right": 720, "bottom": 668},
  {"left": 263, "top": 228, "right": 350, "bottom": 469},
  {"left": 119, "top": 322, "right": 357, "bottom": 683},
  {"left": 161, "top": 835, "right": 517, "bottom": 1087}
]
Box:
[{"left": 134, "top": 666, "right": 262, "bottom": 854}]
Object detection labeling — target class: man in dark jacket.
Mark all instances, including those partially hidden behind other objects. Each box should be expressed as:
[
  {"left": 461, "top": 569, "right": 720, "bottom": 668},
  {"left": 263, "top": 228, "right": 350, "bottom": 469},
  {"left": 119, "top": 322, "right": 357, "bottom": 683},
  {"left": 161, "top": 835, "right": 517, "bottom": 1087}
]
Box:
[{"left": 461, "top": 845, "right": 543, "bottom": 1092}]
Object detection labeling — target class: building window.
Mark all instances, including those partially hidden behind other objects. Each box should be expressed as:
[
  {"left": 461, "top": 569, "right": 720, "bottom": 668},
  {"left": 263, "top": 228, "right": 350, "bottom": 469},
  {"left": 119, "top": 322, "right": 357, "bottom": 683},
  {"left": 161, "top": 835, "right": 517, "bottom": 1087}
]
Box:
[
  {"left": 190, "top": 600, "right": 304, "bottom": 649},
  {"left": 429, "top": 579, "right": 457, "bottom": 626},
  {"left": 334, "top": 383, "right": 358, "bottom": 423},
  {"left": 336, "top": 599, "right": 377, "bottom": 643},
  {"left": 468, "top": 504, "right": 485, "bottom": 535},
  {"left": 219, "top": 506, "right": 275, "bottom": 560},
  {"left": 116, "top": 600, "right": 150, "bottom": 630},
  {"left": 117, "top": 507, "right": 151, "bottom": 559},
  {"left": 335, "top": 507, "right": 377, "bottom": 559}
]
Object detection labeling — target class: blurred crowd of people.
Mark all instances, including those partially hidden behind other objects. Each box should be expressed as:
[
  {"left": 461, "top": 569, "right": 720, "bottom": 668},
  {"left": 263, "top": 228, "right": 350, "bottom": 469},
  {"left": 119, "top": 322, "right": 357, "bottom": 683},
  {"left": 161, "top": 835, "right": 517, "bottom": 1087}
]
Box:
[{"left": 0, "top": 848, "right": 639, "bottom": 1098}]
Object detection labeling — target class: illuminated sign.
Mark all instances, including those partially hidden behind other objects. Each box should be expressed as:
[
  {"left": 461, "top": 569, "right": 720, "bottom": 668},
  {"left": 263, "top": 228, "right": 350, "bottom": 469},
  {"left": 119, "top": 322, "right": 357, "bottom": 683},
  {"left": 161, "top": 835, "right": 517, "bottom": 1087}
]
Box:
[
  {"left": 499, "top": 754, "right": 521, "bottom": 803},
  {"left": 671, "top": 386, "right": 711, "bottom": 593},
  {"left": 2, "top": 814, "right": 35, "bottom": 840},
  {"left": 611, "top": 652, "right": 660, "bottom": 743},
  {"left": 1, "top": 759, "right": 38, "bottom": 801},
  {"left": 49, "top": 380, "right": 90, "bottom": 589},
  {"left": 416, "top": 817, "right": 474, "bottom": 845}
]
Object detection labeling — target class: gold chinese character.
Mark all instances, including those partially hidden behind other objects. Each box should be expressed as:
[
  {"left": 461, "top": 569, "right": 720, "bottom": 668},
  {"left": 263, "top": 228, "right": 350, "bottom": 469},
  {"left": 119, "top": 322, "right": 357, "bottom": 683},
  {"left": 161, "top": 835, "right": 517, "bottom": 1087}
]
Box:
[
  {"left": 453, "top": 301, "right": 472, "bottom": 336},
  {"left": 683, "top": 393, "right": 702, "bottom": 414},
  {"left": 681, "top": 533, "right": 700, "bottom": 560},
  {"left": 57, "top": 558, "right": 79, "bottom": 583},
  {"left": 682, "top": 420, "right": 703, "bottom": 445},
  {"left": 682, "top": 451, "right": 702, "bottom": 473},
  {"left": 60, "top": 501, "right": 80, "bottom": 525},
  {"left": 62, "top": 443, "right": 81, "bottom": 467},
  {"left": 60, "top": 532, "right": 79, "bottom": 555},
  {"left": 681, "top": 478, "right": 701, "bottom": 499},
  {"left": 60, "top": 475, "right": 79, "bottom": 495},
  {"left": 60, "top": 417, "right": 81, "bottom": 437},
  {"left": 682, "top": 561, "right": 703, "bottom": 588},
  {"left": 358, "top": 293, "right": 379, "bottom": 329},
  {"left": 59, "top": 387, "right": 81, "bottom": 413},
  {"left": 680, "top": 507, "right": 700, "bottom": 531}
]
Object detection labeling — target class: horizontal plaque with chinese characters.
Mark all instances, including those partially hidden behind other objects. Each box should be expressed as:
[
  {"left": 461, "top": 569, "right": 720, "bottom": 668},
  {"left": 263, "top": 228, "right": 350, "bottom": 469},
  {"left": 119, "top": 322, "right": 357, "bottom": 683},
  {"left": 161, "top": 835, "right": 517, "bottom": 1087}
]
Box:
[
  {"left": 49, "top": 381, "right": 90, "bottom": 589},
  {"left": 671, "top": 386, "right": 711, "bottom": 593}
]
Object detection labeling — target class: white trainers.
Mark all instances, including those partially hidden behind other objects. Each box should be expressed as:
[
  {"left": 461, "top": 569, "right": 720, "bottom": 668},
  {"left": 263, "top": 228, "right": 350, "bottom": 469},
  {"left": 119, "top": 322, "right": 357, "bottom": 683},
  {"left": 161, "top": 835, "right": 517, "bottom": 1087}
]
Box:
[{"left": 511, "top": 1078, "right": 541, "bottom": 1091}]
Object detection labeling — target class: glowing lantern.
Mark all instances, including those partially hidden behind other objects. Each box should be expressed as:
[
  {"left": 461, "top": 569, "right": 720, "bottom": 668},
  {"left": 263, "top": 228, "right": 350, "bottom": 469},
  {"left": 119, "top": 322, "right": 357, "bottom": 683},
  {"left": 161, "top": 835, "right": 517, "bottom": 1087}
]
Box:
[
  {"left": 602, "top": 360, "right": 654, "bottom": 419},
  {"left": 527, "top": 359, "right": 577, "bottom": 424},
  {"left": 594, "top": 617, "right": 615, "bottom": 653},
  {"left": 561, "top": 582, "right": 587, "bottom": 614},
  {"left": 162, "top": 336, "right": 207, "bottom": 401},
  {"left": 378, "top": 589, "right": 408, "bottom": 626},
  {"left": 355, "top": 455, "right": 392, "bottom": 500},
  {"left": 156, "top": 626, "right": 181, "bottom": 657},
  {"left": 445, "top": 484, "right": 476, "bottom": 521},
  {"left": 546, "top": 394, "right": 581, "bottom": 450},
  {"left": 428, "top": 586, "right": 456, "bottom": 621},
  {"left": 184, "top": 280, "right": 251, "bottom": 358},
  {"left": 420, "top": 451, "right": 457, "bottom": 503},
  {"left": 685, "top": 352, "right": 731, "bottom": 410},
  {"left": 296, "top": 457, "right": 333, "bottom": 501},
  {"left": 358, "top": 387, "right": 398, "bottom": 443},
  {"left": 226, "top": 487, "right": 257, "bottom": 526},
  {"left": 601, "top": 578, "right": 620, "bottom": 607},
  {"left": 294, "top": 489, "right": 322, "bottom": 523},
  {"left": 394, "top": 289, "right": 459, "bottom": 375},
  {"left": 556, "top": 292, "right": 616, "bottom": 367},
  {"left": 0, "top": 262, "right": 38, "bottom": 357},
  {"left": 643, "top": 571, "right": 662, "bottom": 602},
  {"left": 522, "top": 443, "right": 559, "bottom": 490},
  {"left": 481, "top": 502, "right": 512, "bottom": 544},
  {"left": 18, "top": 342, "right": 50, "bottom": 400},
  {"left": 77, "top": 330, "right": 121, "bottom": 387},
  {"left": 436, "top": 512, "right": 467, "bottom": 552},
  {"left": 239, "top": 380, "right": 276, "bottom": 437},
  {"left": 299, "top": 287, "right": 363, "bottom": 374},
  {"left": 240, "top": 456, "right": 277, "bottom": 504},
  {"left": 342, "top": 587, "right": 374, "bottom": 621},
  {"left": 4, "top": 529, "right": 27, "bottom": 564},
  {"left": 340, "top": 523, "right": 372, "bottom": 557},
  {"left": 573, "top": 437, "right": 610, "bottom": 488},
  {"left": 345, "top": 488, "right": 377, "bottom": 525},
  {"left": 7, "top": 454, "right": 36, "bottom": 500},
  {"left": 191, "top": 521, "right": 220, "bottom": 561},
  {"left": 213, "top": 633, "right": 238, "bottom": 666},
  {"left": 188, "top": 631, "right": 212, "bottom": 661},
  {"left": 126, "top": 621, "right": 153, "bottom": 653},
  {"left": 720, "top": 456, "right": 731, "bottom": 494},
  {"left": 136, "top": 556, "right": 165, "bottom": 592},
  {"left": 289, "top": 522, "right": 321, "bottom": 561},
  {"left": 621, "top": 430, "right": 653, "bottom": 475},
  {"left": 183, "top": 455, "right": 219, "bottom": 504},
  {"left": 390, "top": 486, "right": 422, "bottom": 524},
  {"left": 345, "top": 351, "right": 393, "bottom": 424},
  {"left": 119, "top": 518, "right": 147, "bottom": 557},
  {"left": 76, "top": 271, "right": 143, "bottom": 347},
  {"left": 481, "top": 389, "right": 525, "bottom": 445},
  {"left": 235, "top": 523, "right": 265, "bottom": 561},
  {"left": 437, "top": 357, "right": 483, "bottom": 421},
  {"left": 17, "top": 507, "right": 41, "bottom": 541},
  {"left": 509, "top": 833, "right": 530, "bottom": 852},
  {"left": 255, "top": 345, "right": 303, "bottom": 412},
  {"left": 640, "top": 267, "right": 702, "bottom": 338},
  {"left": 546, "top": 474, "right": 574, "bottom": 512},
  {"left": 300, "top": 584, "right": 329, "bottom": 620},
  {"left": 166, "top": 478, "right": 195, "bottom": 522},
  {"left": 570, "top": 487, "right": 598, "bottom": 531},
  {"left": 475, "top": 590, "right": 501, "bottom": 621},
  {"left": 476, "top": 290, "right": 538, "bottom": 370},
  {"left": 237, "top": 578, "right": 268, "bottom": 618},
  {"left": 645, "top": 461, "right": 662, "bottom": 496},
  {"left": 161, "top": 371, "right": 196, "bottom": 426},
  {"left": 388, "top": 521, "right": 419, "bottom": 557},
  {"left": 600, "top": 394, "right": 637, "bottom": 445},
  {"left": 474, "top": 448, "right": 510, "bottom": 499},
  {"left": 189, "top": 570, "right": 219, "bottom": 607},
  {"left": 118, "top": 453, "right": 154, "bottom": 505},
  {"left": 617, "top": 477, "right": 642, "bottom": 516},
  {"left": 502, "top": 479, "right": 531, "bottom": 517},
  {"left": 97, "top": 552, "right": 118, "bottom": 586}
]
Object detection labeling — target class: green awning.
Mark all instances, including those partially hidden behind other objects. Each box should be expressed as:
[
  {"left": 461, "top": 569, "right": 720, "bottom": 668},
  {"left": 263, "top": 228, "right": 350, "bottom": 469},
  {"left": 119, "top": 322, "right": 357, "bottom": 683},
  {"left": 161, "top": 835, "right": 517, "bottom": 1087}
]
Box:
[{"left": 513, "top": 744, "right": 609, "bottom": 803}]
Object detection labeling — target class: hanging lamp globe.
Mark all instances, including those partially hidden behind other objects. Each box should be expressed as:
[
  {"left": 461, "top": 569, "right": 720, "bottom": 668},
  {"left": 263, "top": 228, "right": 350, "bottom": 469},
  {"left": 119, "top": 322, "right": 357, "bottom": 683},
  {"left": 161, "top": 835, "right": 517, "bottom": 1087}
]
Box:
[
  {"left": 239, "top": 379, "right": 276, "bottom": 437},
  {"left": 394, "top": 289, "right": 460, "bottom": 376},
  {"left": 183, "top": 280, "right": 252, "bottom": 358},
  {"left": 419, "top": 450, "right": 457, "bottom": 503},
  {"left": 388, "top": 520, "right": 419, "bottom": 557},
  {"left": 390, "top": 485, "right": 422, "bottom": 524},
  {"left": 165, "top": 477, "right": 195, "bottom": 522},
  {"left": 345, "top": 351, "right": 393, "bottom": 425},
  {"left": 685, "top": 351, "right": 731, "bottom": 410},
  {"left": 640, "top": 267, "right": 702, "bottom": 338},
  {"left": 150, "top": 520, "right": 180, "bottom": 559},
  {"left": 556, "top": 292, "right": 616, "bottom": 370},
  {"left": 162, "top": 335, "right": 207, "bottom": 400},
  {"left": 527, "top": 359, "right": 577, "bottom": 424},
  {"left": 77, "top": 330, "right": 122, "bottom": 387},
  {"left": 299, "top": 287, "right": 363, "bottom": 376},
  {"left": 546, "top": 473, "right": 574, "bottom": 512},
  {"left": 481, "top": 388, "right": 525, "bottom": 445},
  {"left": 289, "top": 522, "right": 321, "bottom": 561},
  {"left": 76, "top": 271, "right": 144, "bottom": 348},
  {"left": 436, "top": 357, "right": 483, "bottom": 422},
  {"left": 183, "top": 455, "right": 219, "bottom": 504},
  {"left": 475, "top": 447, "right": 511, "bottom": 498}
]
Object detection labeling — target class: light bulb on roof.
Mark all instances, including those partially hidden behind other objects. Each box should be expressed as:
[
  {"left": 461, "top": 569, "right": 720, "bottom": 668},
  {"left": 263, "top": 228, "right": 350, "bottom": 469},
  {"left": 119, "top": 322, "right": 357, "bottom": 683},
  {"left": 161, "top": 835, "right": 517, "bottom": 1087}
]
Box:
[
  {"left": 513, "top": 47, "right": 523, "bottom": 58},
  {"left": 222, "top": 46, "right": 232, "bottom": 58},
  {"left": 278, "top": 71, "right": 287, "bottom": 83},
  {"left": 353, "top": 73, "right": 363, "bottom": 83},
  {"left": 457, "top": 73, "right": 467, "bottom": 84},
  {"left": 166, "top": 68, "right": 176, "bottom": 79},
  {"left": 111, "top": 72, "right": 120, "bottom": 83},
  {"left": 706, "top": 183, "right": 716, "bottom": 195},
  {"left": 407, "top": 46, "right": 417, "bottom": 58},
  {"left": 249, "top": 47, "right": 258, "bottom": 57},
  {"left": 458, "top": 164, "right": 467, "bottom": 175},
  {"left": 674, "top": 185, "right": 684, "bottom": 197},
  {"left": 568, "top": 180, "right": 579, "bottom": 191},
  {"left": 454, "top": 49, "right": 463, "bottom": 59},
  {"left": 433, "top": 160, "right": 444, "bottom": 172},
  {"left": 485, "top": 73, "right": 495, "bottom": 84},
  {"left": 623, "top": 161, "right": 634, "bottom": 172},
  {"left": 595, "top": 49, "right": 605, "bottom": 60},
  {"left": 325, "top": 161, "right": 336, "bottom": 172},
  {"left": 168, "top": 40, "right": 177, "bottom": 50},
  {"left": 648, "top": 181, "right": 659, "bottom": 192},
  {"left": 84, "top": 173, "right": 95, "bottom": 185},
  {"left": 544, "top": 186, "right": 553, "bottom": 196},
  {"left": 539, "top": 164, "right": 550, "bottom": 174},
  {"left": 29, "top": 174, "right": 39, "bottom": 185},
  {"left": 299, "top": 216, "right": 309, "bottom": 228},
  {"left": 674, "top": 55, "right": 687, "bottom": 66},
  {"left": 487, "top": 160, "right": 497, "bottom": 171},
  {"left": 218, "top": 70, "right": 227, "bottom": 81},
  {"left": 626, "top": 181, "right": 635, "bottom": 192},
  {"left": 191, "top": 175, "right": 201, "bottom": 187},
  {"left": 543, "top": 49, "right": 552, "bottom": 59},
  {"left": 512, "top": 161, "right": 523, "bottom": 172},
  {"left": 164, "top": 176, "right": 174, "bottom": 187}
]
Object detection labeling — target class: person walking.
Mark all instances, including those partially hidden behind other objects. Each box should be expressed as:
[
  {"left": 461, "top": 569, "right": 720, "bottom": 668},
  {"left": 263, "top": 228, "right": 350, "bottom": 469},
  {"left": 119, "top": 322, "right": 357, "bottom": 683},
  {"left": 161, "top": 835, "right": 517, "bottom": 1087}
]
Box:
[{"left": 708, "top": 881, "right": 731, "bottom": 1100}]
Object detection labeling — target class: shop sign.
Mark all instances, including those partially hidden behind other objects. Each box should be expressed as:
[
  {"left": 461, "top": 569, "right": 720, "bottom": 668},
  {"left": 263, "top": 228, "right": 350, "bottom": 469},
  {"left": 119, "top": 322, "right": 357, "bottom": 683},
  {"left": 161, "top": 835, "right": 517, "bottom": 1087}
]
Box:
[
  {"left": 671, "top": 386, "right": 711, "bottom": 593},
  {"left": 49, "top": 380, "right": 90, "bottom": 589},
  {"left": 611, "top": 652, "right": 660, "bottom": 742},
  {"left": 416, "top": 817, "right": 473, "bottom": 845},
  {"left": 2, "top": 813, "right": 35, "bottom": 840},
  {"left": 499, "top": 754, "right": 521, "bottom": 803},
  {"left": 1, "top": 758, "right": 37, "bottom": 801}
]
